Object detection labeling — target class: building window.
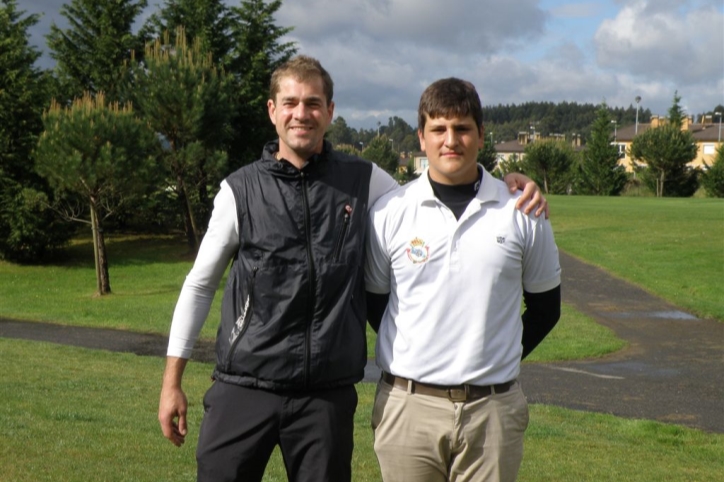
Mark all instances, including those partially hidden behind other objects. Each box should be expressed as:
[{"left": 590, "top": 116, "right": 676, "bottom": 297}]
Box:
[{"left": 703, "top": 144, "right": 716, "bottom": 155}]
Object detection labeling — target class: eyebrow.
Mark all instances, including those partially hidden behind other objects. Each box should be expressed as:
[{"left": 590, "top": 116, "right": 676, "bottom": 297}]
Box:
[
  {"left": 280, "top": 95, "right": 324, "bottom": 104},
  {"left": 427, "top": 120, "right": 475, "bottom": 128}
]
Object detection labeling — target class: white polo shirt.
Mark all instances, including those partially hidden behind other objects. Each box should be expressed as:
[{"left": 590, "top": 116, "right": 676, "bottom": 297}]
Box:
[{"left": 365, "top": 167, "right": 561, "bottom": 386}]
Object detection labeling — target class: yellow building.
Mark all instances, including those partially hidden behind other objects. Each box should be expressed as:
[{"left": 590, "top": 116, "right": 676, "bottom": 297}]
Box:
[{"left": 615, "top": 116, "right": 722, "bottom": 171}]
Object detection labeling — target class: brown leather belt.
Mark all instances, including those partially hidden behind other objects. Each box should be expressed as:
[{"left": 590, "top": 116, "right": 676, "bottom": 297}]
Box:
[{"left": 381, "top": 371, "right": 514, "bottom": 402}]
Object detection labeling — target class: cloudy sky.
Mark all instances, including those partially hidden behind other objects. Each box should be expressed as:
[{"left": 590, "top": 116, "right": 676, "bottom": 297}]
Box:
[{"left": 22, "top": 0, "right": 724, "bottom": 129}]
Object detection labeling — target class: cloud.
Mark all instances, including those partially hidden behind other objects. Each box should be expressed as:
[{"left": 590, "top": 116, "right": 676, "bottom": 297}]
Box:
[
  {"left": 550, "top": 2, "right": 604, "bottom": 18},
  {"left": 278, "top": 0, "right": 547, "bottom": 53},
  {"left": 594, "top": 1, "right": 724, "bottom": 83},
  {"left": 16, "top": 0, "right": 724, "bottom": 128}
]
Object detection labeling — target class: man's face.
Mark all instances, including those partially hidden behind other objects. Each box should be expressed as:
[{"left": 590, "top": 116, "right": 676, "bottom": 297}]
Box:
[
  {"left": 418, "top": 114, "right": 484, "bottom": 185},
  {"left": 268, "top": 76, "right": 334, "bottom": 161}
]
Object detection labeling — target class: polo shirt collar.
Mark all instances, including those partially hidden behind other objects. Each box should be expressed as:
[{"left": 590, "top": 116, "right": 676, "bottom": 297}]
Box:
[{"left": 417, "top": 165, "right": 501, "bottom": 206}]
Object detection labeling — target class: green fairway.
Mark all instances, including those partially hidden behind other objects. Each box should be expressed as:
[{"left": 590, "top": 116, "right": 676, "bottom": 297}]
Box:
[{"left": 1, "top": 339, "right": 721, "bottom": 482}]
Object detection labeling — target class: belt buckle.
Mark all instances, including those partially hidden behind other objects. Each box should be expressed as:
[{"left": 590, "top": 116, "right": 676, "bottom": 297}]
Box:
[{"left": 447, "top": 386, "right": 468, "bottom": 402}]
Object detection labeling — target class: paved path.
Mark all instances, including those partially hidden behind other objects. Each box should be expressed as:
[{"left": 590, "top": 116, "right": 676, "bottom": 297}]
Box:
[{"left": 1, "top": 251, "right": 722, "bottom": 433}]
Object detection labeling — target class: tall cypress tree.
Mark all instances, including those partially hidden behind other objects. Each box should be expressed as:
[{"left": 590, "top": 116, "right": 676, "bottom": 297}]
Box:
[
  {"left": 578, "top": 103, "right": 627, "bottom": 195},
  {"left": 46, "top": 0, "right": 148, "bottom": 101}
]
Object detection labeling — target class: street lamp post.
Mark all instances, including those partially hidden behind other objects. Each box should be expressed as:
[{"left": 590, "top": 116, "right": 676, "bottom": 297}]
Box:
[
  {"left": 715, "top": 112, "right": 722, "bottom": 143},
  {"left": 635, "top": 96, "right": 641, "bottom": 135}
]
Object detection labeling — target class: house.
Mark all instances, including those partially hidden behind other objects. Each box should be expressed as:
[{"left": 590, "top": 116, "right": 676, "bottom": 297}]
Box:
[
  {"left": 615, "top": 116, "right": 722, "bottom": 171},
  {"left": 493, "top": 132, "right": 583, "bottom": 166}
]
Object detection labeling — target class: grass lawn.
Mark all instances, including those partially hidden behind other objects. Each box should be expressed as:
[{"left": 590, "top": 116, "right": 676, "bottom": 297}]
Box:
[
  {"left": 1, "top": 339, "right": 721, "bottom": 482},
  {"left": 1, "top": 196, "right": 721, "bottom": 479},
  {"left": 548, "top": 196, "right": 724, "bottom": 321}
]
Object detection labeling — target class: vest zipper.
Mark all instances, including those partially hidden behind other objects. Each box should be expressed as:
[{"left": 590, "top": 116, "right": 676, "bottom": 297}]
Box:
[
  {"left": 300, "top": 172, "right": 317, "bottom": 389},
  {"left": 333, "top": 204, "right": 352, "bottom": 262},
  {"left": 225, "top": 267, "right": 258, "bottom": 372}
]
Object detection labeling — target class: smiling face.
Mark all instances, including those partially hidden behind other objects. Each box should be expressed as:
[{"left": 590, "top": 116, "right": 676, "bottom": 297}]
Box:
[
  {"left": 419, "top": 114, "right": 484, "bottom": 185},
  {"left": 267, "top": 75, "right": 334, "bottom": 168}
]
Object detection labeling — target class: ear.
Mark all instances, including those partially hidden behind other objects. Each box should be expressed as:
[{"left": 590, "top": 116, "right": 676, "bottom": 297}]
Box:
[
  {"left": 267, "top": 99, "right": 277, "bottom": 125},
  {"left": 418, "top": 129, "right": 426, "bottom": 152},
  {"left": 478, "top": 125, "right": 485, "bottom": 149},
  {"left": 326, "top": 100, "right": 335, "bottom": 126}
]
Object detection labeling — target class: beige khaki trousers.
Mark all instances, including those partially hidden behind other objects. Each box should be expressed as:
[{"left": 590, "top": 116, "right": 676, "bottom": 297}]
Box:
[{"left": 372, "top": 378, "right": 529, "bottom": 482}]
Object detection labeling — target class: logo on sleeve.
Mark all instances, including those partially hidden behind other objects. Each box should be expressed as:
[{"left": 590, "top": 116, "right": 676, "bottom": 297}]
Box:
[{"left": 406, "top": 237, "right": 430, "bottom": 264}]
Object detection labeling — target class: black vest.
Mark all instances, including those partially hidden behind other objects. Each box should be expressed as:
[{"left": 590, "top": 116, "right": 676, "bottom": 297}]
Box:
[{"left": 213, "top": 141, "right": 373, "bottom": 391}]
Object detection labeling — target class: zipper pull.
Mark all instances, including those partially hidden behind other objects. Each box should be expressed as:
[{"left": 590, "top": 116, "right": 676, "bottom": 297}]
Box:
[{"left": 344, "top": 204, "right": 352, "bottom": 220}]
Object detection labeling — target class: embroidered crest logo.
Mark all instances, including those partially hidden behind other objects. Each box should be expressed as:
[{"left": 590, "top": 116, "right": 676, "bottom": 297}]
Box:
[
  {"left": 496, "top": 236, "right": 506, "bottom": 244},
  {"left": 406, "top": 237, "right": 430, "bottom": 264}
]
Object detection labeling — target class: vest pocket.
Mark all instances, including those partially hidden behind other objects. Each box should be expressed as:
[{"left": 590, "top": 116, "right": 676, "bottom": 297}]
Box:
[
  {"left": 225, "top": 267, "right": 258, "bottom": 372},
  {"left": 333, "top": 204, "right": 352, "bottom": 262}
]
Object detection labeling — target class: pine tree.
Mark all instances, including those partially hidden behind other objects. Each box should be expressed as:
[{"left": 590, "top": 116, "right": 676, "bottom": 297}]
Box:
[
  {"left": 129, "top": 28, "right": 234, "bottom": 252},
  {"left": 701, "top": 144, "right": 724, "bottom": 198},
  {"left": 326, "top": 116, "right": 354, "bottom": 146},
  {"left": 0, "top": 0, "right": 72, "bottom": 261},
  {"left": 0, "top": 0, "right": 45, "bottom": 182},
  {"left": 522, "top": 140, "right": 576, "bottom": 194},
  {"left": 363, "top": 135, "right": 399, "bottom": 175},
  {"left": 35, "top": 93, "right": 157, "bottom": 294},
  {"left": 630, "top": 125, "right": 698, "bottom": 197},
  {"left": 578, "top": 103, "right": 627, "bottom": 195},
  {"left": 226, "top": 0, "right": 296, "bottom": 166},
  {"left": 667, "top": 91, "right": 686, "bottom": 129},
  {"left": 46, "top": 0, "right": 147, "bottom": 101},
  {"left": 140, "top": 0, "right": 234, "bottom": 64},
  {"left": 477, "top": 136, "right": 498, "bottom": 173}
]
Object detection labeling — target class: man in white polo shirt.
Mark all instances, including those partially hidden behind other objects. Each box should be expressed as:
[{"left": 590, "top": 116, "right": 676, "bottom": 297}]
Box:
[{"left": 365, "top": 78, "right": 561, "bottom": 482}]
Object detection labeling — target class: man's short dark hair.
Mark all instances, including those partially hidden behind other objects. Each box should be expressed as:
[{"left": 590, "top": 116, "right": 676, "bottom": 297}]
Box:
[
  {"left": 269, "top": 55, "right": 334, "bottom": 105},
  {"left": 418, "top": 78, "right": 484, "bottom": 132}
]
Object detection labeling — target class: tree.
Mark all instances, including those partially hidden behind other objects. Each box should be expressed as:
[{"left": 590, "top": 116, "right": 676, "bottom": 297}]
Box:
[
  {"left": 34, "top": 93, "right": 157, "bottom": 294},
  {"left": 46, "top": 0, "right": 147, "bottom": 101},
  {"left": 0, "top": 0, "right": 45, "bottom": 182},
  {"left": 0, "top": 0, "right": 71, "bottom": 262},
  {"left": 578, "top": 103, "right": 627, "bottom": 195},
  {"left": 395, "top": 159, "right": 419, "bottom": 185},
  {"left": 701, "top": 144, "right": 724, "bottom": 198},
  {"left": 477, "top": 137, "right": 498, "bottom": 173},
  {"left": 140, "top": 0, "right": 234, "bottom": 64},
  {"left": 667, "top": 90, "right": 686, "bottom": 129},
  {"left": 497, "top": 154, "right": 524, "bottom": 179},
  {"left": 226, "top": 0, "right": 296, "bottom": 167},
  {"left": 363, "top": 135, "right": 399, "bottom": 175},
  {"left": 522, "top": 140, "right": 576, "bottom": 194},
  {"left": 629, "top": 126, "right": 698, "bottom": 197},
  {"left": 326, "top": 116, "right": 354, "bottom": 146},
  {"left": 129, "top": 29, "right": 234, "bottom": 252}
]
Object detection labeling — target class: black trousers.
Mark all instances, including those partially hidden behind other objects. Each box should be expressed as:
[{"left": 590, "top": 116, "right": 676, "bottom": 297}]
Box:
[{"left": 196, "top": 381, "right": 358, "bottom": 482}]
